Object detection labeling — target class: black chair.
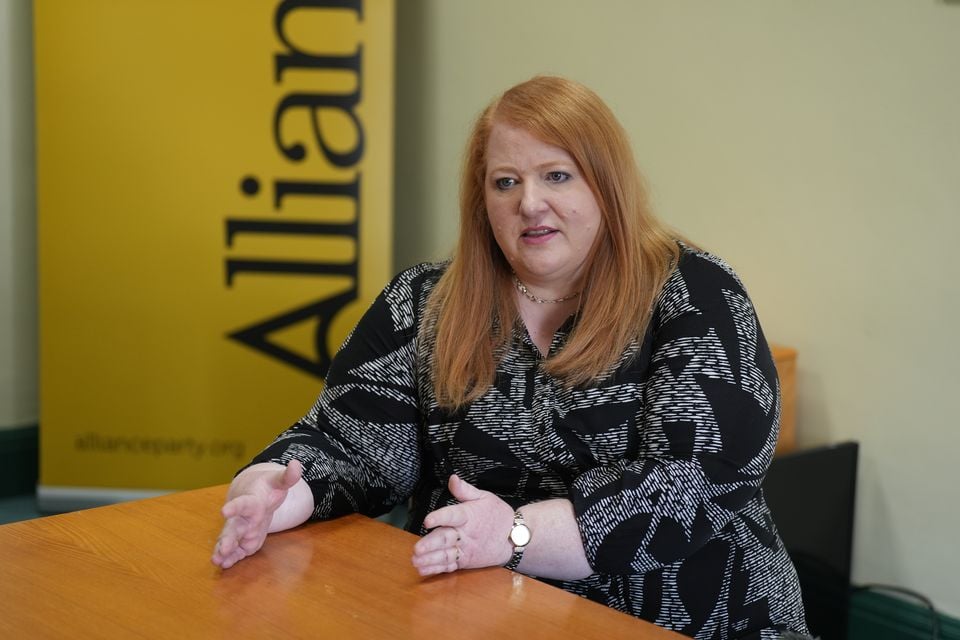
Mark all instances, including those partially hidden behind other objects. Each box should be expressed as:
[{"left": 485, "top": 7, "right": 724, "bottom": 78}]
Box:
[{"left": 762, "top": 442, "right": 859, "bottom": 640}]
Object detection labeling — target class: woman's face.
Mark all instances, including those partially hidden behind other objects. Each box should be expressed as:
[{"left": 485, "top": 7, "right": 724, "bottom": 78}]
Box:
[{"left": 484, "top": 122, "right": 603, "bottom": 294}]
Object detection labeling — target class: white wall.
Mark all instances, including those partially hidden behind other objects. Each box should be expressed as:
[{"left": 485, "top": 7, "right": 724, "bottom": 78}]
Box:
[
  {"left": 0, "top": 0, "right": 36, "bottom": 429},
  {"left": 395, "top": 0, "right": 960, "bottom": 616}
]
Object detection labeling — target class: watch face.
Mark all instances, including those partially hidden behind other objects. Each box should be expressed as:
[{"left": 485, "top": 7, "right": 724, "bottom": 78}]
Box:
[{"left": 510, "top": 523, "right": 531, "bottom": 547}]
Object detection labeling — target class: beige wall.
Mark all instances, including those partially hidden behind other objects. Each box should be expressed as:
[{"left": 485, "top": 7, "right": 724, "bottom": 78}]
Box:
[
  {"left": 395, "top": 0, "right": 960, "bottom": 617},
  {"left": 0, "top": 0, "right": 36, "bottom": 429}
]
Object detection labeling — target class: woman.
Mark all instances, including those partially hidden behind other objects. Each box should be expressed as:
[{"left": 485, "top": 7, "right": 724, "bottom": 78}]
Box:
[{"left": 212, "top": 76, "right": 809, "bottom": 639}]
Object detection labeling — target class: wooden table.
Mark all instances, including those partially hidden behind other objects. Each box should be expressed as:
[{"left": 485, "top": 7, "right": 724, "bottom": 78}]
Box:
[{"left": 0, "top": 486, "right": 684, "bottom": 639}]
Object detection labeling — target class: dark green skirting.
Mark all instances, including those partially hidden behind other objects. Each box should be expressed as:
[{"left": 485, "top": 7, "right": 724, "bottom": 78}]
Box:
[{"left": 849, "top": 587, "right": 960, "bottom": 640}]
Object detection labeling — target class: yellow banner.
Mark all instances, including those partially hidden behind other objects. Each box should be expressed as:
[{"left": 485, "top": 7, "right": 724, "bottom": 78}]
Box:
[{"left": 36, "top": 0, "right": 394, "bottom": 496}]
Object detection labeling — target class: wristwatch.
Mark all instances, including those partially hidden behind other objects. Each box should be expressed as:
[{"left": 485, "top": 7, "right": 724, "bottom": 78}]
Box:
[{"left": 504, "top": 510, "right": 531, "bottom": 571}]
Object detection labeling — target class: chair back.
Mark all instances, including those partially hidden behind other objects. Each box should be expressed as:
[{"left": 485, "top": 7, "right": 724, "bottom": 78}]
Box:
[{"left": 763, "top": 442, "right": 859, "bottom": 640}]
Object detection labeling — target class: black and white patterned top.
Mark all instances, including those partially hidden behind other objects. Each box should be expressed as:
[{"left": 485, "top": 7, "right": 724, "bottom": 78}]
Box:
[{"left": 250, "top": 246, "right": 809, "bottom": 639}]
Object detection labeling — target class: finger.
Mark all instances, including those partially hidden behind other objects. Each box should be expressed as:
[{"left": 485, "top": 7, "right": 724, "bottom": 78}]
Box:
[
  {"left": 447, "top": 474, "right": 486, "bottom": 503},
  {"left": 411, "top": 546, "right": 451, "bottom": 567},
  {"left": 423, "top": 504, "right": 467, "bottom": 530},
  {"left": 212, "top": 534, "right": 245, "bottom": 568},
  {"left": 216, "top": 533, "right": 239, "bottom": 558},
  {"left": 222, "top": 494, "right": 265, "bottom": 520},
  {"left": 220, "top": 517, "right": 249, "bottom": 547},
  {"left": 216, "top": 546, "right": 247, "bottom": 570},
  {"left": 415, "top": 561, "right": 457, "bottom": 577},
  {"left": 411, "top": 547, "right": 460, "bottom": 576},
  {"left": 277, "top": 459, "right": 303, "bottom": 490},
  {"left": 413, "top": 526, "right": 459, "bottom": 554},
  {"left": 214, "top": 516, "right": 256, "bottom": 562},
  {"left": 212, "top": 545, "right": 239, "bottom": 569},
  {"left": 219, "top": 493, "right": 273, "bottom": 559},
  {"left": 412, "top": 536, "right": 459, "bottom": 564},
  {"left": 211, "top": 542, "right": 228, "bottom": 567},
  {"left": 221, "top": 496, "right": 244, "bottom": 519}
]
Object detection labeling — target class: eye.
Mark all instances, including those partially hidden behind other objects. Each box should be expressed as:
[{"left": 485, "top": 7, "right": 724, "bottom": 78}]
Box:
[
  {"left": 545, "top": 171, "right": 570, "bottom": 183},
  {"left": 494, "top": 177, "right": 516, "bottom": 190}
]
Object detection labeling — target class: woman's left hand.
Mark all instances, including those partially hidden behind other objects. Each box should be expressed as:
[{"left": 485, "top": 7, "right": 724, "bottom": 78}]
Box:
[{"left": 411, "top": 474, "right": 514, "bottom": 576}]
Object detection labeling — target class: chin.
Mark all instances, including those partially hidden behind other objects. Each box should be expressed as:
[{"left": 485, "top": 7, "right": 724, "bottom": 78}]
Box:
[{"left": 527, "top": 257, "right": 570, "bottom": 275}]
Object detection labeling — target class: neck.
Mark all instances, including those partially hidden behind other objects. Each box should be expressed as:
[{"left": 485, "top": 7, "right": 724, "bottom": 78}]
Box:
[{"left": 512, "top": 275, "right": 580, "bottom": 305}]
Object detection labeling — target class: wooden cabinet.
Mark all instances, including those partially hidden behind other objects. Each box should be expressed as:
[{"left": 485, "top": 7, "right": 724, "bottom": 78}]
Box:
[{"left": 770, "top": 344, "right": 797, "bottom": 455}]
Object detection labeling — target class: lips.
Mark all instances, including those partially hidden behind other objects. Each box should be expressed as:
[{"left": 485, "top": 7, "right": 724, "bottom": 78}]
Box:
[{"left": 521, "top": 226, "right": 557, "bottom": 239}]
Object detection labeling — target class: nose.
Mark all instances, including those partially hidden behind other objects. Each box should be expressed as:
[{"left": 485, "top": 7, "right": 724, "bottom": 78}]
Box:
[{"left": 518, "top": 182, "right": 548, "bottom": 217}]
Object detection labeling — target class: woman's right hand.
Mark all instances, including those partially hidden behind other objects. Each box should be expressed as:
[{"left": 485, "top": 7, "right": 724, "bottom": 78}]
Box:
[{"left": 211, "top": 460, "right": 310, "bottom": 569}]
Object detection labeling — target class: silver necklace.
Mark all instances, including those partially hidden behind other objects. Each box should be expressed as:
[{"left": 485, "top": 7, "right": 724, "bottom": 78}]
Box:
[{"left": 512, "top": 275, "right": 581, "bottom": 304}]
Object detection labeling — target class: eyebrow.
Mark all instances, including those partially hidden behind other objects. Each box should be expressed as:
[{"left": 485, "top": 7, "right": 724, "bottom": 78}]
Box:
[{"left": 486, "top": 160, "right": 576, "bottom": 175}]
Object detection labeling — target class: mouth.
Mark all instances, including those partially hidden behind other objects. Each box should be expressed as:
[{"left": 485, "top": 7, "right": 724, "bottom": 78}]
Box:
[{"left": 521, "top": 226, "right": 558, "bottom": 241}]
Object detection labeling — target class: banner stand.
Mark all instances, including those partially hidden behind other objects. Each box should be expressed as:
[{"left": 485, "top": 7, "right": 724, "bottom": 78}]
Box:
[{"left": 35, "top": 1, "right": 395, "bottom": 508}]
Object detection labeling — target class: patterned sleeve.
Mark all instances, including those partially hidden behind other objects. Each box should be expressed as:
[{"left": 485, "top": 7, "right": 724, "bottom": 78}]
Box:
[
  {"left": 248, "top": 265, "right": 436, "bottom": 521},
  {"left": 570, "top": 251, "right": 780, "bottom": 574}
]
